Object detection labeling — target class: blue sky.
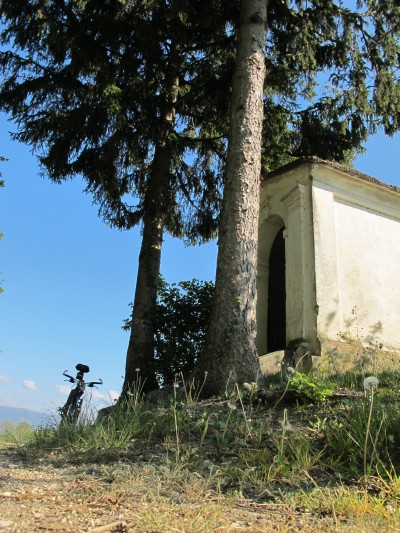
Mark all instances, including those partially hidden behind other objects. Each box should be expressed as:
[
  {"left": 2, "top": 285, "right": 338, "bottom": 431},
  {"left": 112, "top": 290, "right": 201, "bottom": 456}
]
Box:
[
  {"left": 1, "top": 110, "right": 399, "bottom": 416},
  {"left": 0, "top": 113, "right": 218, "bottom": 416}
]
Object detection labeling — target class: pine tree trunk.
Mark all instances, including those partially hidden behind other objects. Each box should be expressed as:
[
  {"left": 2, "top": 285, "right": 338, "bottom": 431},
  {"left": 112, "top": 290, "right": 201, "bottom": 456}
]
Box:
[
  {"left": 198, "top": 0, "right": 268, "bottom": 396},
  {"left": 122, "top": 56, "right": 180, "bottom": 395},
  {"left": 122, "top": 146, "right": 171, "bottom": 394}
]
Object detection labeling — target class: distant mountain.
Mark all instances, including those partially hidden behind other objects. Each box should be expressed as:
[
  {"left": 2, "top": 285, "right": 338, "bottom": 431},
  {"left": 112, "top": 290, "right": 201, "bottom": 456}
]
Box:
[{"left": 0, "top": 406, "right": 50, "bottom": 427}]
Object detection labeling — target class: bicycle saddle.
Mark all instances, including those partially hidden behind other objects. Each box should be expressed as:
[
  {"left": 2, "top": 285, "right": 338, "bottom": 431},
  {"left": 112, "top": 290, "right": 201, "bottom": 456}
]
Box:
[{"left": 75, "top": 363, "right": 90, "bottom": 373}]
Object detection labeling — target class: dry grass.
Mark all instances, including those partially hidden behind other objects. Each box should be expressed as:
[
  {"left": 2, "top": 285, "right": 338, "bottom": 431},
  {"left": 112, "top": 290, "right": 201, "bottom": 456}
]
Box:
[{"left": 1, "top": 452, "right": 399, "bottom": 532}]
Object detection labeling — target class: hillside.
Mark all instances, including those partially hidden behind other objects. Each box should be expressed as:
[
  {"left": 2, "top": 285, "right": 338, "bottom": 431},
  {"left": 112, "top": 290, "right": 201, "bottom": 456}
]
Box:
[{"left": 0, "top": 406, "right": 47, "bottom": 427}]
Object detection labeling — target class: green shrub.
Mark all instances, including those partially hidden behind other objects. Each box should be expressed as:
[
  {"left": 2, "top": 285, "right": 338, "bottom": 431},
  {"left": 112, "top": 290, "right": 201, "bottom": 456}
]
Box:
[{"left": 124, "top": 277, "right": 214, "bottom": 385}]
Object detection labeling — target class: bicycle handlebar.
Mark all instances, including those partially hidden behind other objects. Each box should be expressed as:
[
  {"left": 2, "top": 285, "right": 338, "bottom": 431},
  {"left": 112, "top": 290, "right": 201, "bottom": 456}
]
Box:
[
  {"left": 88, "top": 379, "right": 103, "bottom": 387},
  {"left": 62, "top": 371, "right": 103, "bottom": 387},
  {"left": 62, "top": 370, "right": 75, "bottom": 382}
]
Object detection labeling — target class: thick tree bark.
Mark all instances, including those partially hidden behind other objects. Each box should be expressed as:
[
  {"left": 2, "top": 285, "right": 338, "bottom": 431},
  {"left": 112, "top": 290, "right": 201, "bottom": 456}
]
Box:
[
  {"left": 198, "top": 0, "right": 268, "bottom": 396},
  {"left": 122, "top": 58, "right": 180, "bottom": 395}
]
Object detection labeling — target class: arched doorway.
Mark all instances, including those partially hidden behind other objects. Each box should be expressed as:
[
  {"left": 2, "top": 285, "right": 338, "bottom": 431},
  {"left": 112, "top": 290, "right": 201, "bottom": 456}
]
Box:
[
  {"left": 267, "top": 227, "right": 286, "bottom": 352},
  {"left": 257, "top": 215, "right": 286, "bottom": 355}
]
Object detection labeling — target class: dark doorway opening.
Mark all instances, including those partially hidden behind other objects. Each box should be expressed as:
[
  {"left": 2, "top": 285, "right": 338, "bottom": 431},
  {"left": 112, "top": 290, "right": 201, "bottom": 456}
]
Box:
[{"left": 267, "top": 227, "right": 286, "bottom": 352}]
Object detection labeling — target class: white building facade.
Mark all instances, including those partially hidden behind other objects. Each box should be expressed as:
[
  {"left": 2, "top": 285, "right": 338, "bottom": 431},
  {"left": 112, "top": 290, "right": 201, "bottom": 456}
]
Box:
[{"left": 257, "top": 157, "right": 400, "bottom": 371}]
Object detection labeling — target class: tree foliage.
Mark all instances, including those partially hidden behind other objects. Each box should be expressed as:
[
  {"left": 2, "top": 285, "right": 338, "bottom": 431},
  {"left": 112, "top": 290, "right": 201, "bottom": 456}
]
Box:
[
  {"left": 0, "top": 0, "right": 230, "bottom": 238},
  {"left": 5, "top": 0, "right": 397, "bottom": 233},
  {"left": 261, "top": 0, "right": 400, "bottom": 170}
]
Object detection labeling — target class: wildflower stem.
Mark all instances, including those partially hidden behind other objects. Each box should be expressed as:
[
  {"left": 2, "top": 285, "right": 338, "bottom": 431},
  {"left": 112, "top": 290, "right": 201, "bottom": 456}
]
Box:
[
  {"left": 271, "top": 376, "right": 291, "bottom": 412},
  {"left": 235, "top": 384, "right": 252, "bottom": 441},
  {"left": 173, "top": 383, "right": 180, "bottom": 456},
  {"left": 364, "top": 386, "right": 375, "bottom": 484}
]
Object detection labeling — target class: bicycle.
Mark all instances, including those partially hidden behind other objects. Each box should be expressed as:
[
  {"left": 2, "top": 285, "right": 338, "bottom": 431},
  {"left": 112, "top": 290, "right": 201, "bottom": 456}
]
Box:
[{"left": 58, "top": 363, "right": 103, "bottom": 422}]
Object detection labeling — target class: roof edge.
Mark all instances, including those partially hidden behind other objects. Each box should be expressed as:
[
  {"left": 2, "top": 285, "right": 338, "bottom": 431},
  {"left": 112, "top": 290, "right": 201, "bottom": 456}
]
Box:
[{"left": 262, "top": 156, "right": 400, "bottom": 194}]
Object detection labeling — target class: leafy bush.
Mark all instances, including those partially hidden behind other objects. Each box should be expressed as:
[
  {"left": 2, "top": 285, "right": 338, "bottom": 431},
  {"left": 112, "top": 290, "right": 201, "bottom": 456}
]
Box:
[{"left": 124, "top": 277, "right": 214, "bottom": 385}]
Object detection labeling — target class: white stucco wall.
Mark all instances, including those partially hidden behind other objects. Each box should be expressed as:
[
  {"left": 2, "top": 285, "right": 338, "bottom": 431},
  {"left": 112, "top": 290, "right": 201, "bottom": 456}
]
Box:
[
  {"left": 312, "top": 164, "right": 400, "bottom": 353},
  {"left": 335, "top": 199, "right": 400, "bottom": 350},
  {"left": 259, "top": 158, "right": 400, "bottom": 367}
]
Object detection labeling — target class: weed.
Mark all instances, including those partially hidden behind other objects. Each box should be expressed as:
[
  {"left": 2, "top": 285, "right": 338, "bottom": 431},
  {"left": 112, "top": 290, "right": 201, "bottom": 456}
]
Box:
[{"left": 289, "top": 371, "right": 335, "bottom": 403}]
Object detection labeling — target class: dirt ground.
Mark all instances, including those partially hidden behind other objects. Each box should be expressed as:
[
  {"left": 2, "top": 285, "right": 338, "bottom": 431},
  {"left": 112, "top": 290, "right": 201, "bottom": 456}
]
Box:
[{"left": 0, "top": 447, "right": 398, "bottom": 532}]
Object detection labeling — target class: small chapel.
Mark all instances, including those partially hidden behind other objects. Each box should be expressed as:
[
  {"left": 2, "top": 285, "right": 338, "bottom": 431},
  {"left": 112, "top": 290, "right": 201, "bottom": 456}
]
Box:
[{"left": 257, "top": 157, "right": 400, "bottom": 372}]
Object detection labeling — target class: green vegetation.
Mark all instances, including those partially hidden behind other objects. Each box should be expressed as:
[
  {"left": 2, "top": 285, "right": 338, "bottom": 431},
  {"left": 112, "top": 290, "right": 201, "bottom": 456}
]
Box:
[
  {"left": 124, "top": 277, "right": 214, "bottom": 386},
  {"left": 0, "top": 421, "right": 33, "bottom": 447},
  {"left": 8, "top": 368, "right": 396, "bottom": 530},
  {"left": 288, "top": 369, "right": 335, "bottom": 404}
]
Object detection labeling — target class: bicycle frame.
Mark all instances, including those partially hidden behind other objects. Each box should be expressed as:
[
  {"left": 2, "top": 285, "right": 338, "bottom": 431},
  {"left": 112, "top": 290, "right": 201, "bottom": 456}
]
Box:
[{"left": 59, "top": 364, "right": 103, "bottom": 422}]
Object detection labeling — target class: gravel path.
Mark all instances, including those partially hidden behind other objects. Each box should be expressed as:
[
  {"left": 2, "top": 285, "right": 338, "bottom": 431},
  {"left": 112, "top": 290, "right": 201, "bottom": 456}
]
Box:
[{"left": 0, "top": 449, "right": 394, "bottom": 532}]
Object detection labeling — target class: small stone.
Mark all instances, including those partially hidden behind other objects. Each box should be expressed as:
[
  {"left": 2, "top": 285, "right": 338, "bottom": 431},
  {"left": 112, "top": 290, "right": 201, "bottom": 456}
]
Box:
[{"left": 0, "top": 520, "right": 14, "bottom": 528}]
